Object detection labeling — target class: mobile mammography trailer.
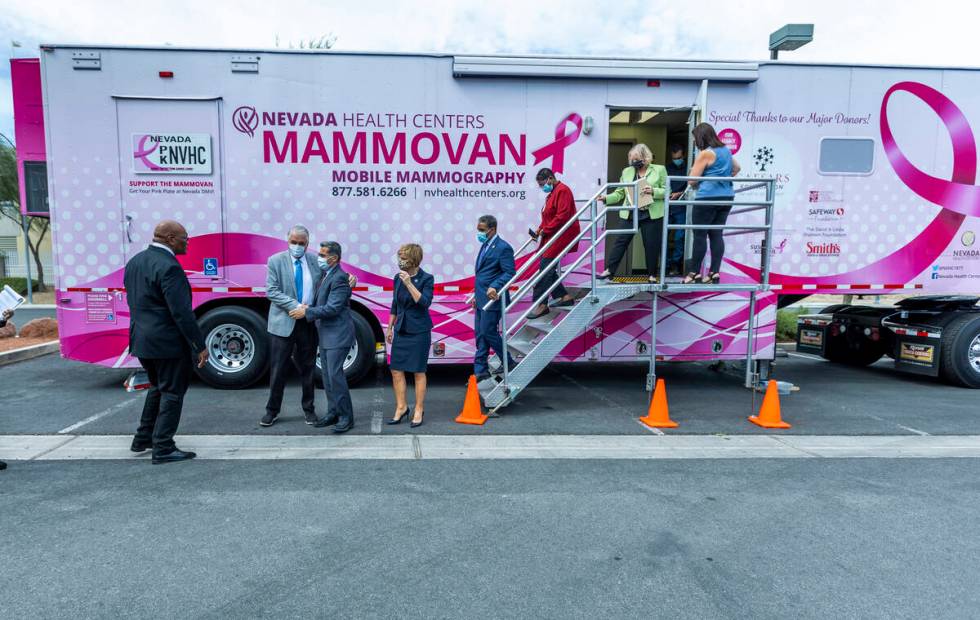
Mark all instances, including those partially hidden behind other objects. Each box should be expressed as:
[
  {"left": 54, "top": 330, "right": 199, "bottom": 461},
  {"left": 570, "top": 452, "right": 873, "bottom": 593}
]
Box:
[{"left": 15, "top": 45, "right": 980, "bottom": 402}]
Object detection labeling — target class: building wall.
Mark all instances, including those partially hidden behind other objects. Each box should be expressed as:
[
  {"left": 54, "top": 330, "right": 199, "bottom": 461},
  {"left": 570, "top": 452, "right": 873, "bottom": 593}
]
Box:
[{"left": 0, "top": 216, "right": 54, "bottom": 281}]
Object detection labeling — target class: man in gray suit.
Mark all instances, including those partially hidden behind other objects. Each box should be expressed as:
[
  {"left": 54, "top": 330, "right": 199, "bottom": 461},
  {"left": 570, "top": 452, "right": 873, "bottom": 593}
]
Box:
[
  {"left": 289, "top": 241, "right": 356, "bottom": 433},
  {"left": 263, "top": 225, "right": 357, "bottom": 427}
]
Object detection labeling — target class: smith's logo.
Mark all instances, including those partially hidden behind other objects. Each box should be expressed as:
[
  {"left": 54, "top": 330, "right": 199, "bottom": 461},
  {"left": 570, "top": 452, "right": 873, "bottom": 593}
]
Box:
[{"left": 806, "top": 242, "right": 841, "bottom": 257}]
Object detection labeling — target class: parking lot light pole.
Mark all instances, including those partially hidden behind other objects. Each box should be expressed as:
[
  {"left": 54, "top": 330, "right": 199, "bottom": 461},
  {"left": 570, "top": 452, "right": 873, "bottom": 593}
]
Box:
[{"left": 769, "top": 24, "right": 814, "bottom": 60}]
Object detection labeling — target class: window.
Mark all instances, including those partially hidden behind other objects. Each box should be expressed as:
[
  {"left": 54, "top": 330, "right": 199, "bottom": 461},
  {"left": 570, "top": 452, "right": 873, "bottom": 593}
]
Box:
[
  {"left": 818, "top": 137, "right": 875, "bottom": 175},
  {"left": 23, "top": 161, "right": 49, "bottom": 214}
]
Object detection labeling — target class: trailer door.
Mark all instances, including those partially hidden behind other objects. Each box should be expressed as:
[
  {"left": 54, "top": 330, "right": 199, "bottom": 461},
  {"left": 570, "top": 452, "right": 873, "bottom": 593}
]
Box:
[
  {"left": 115, "top": 97, "right": 225, "bottom": 280},
  {"left": 687, "top": 79, "right": 708, "bottom": 167}
]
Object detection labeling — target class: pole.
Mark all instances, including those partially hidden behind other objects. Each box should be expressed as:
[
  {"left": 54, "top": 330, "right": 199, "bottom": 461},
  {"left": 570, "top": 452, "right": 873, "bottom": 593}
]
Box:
[
  {"left": 647, "top": 291, "right": 658, "bottom": 392},
  {"left": 770, "top": 49, "right": 778, "bottom": 60},
  {"left": 21, "top": 214, "right": 33, "bottom": 304}
]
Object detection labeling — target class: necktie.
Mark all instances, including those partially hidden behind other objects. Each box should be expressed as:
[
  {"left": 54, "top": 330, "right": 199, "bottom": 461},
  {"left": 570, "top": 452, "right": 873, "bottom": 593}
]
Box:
[
  {"left": 477, "top": 242, "right": 488, "bottom": 267},
  {"left": 294, "top": 259, "right": 304, "bottom": 303}
]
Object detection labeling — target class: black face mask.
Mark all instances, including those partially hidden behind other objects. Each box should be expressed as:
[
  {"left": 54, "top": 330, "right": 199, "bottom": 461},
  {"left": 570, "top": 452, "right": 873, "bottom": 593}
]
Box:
[{"left": 630, "top": 160, "right": 644, "bottom": 170}]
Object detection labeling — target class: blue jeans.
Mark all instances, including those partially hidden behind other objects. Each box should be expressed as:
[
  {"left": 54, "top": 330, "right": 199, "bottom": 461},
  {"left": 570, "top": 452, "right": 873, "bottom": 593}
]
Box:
[{"left": 668, "top": 205, "right": 687, "bottom": 270}]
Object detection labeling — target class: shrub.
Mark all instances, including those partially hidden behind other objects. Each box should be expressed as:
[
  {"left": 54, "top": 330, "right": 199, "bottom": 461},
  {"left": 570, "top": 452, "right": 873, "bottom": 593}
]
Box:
[
  {"left": 0, "top": 277, "right": 41, "bottom": 296},
  {"left": 776, "top": 308, "right": 804, "bottom": 342}
]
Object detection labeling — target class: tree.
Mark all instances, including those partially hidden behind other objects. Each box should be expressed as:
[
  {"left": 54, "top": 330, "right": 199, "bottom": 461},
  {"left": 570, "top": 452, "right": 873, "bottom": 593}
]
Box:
[
  {"left": 0, "top": 143, "right": 49, "bottom": 291},
  {"left": 274, "top": 34, "right": 337, "bottom": 50}
]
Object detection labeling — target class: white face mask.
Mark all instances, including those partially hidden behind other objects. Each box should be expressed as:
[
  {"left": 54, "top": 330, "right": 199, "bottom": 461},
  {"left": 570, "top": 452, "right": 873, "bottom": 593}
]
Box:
[
  {"left": 317, "top": 256, "right": 330, "bottom": 270},
  {"left": 289, "top": 243, "right": 306, "bottom": 258}
]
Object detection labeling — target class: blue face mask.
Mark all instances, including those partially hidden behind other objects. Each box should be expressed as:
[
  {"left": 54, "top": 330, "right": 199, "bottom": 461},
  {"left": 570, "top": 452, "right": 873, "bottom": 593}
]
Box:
[
  {"left": 477, "top": 232, "right": 489, "bottom": 244},
  {"left": 541, "top": 183, "right": 553, "bottom": 194},
  {"left": 317, "top": 256, "right": 330, "bottom": 270},
  {"left": 672, "top": 158, "right": 685, "bottom": 166}
]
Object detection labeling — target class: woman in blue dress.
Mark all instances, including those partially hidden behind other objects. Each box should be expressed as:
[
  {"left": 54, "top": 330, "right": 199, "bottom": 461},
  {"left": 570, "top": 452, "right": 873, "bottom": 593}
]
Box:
[{"left": 386, "top": 243, "right": 434, "bottom": 428}]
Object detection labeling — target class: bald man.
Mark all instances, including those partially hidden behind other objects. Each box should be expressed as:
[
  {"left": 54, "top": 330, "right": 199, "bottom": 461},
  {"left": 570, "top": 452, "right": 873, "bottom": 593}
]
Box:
[{"left": 124, "top": 220, "right": 207, "bottom": 464}]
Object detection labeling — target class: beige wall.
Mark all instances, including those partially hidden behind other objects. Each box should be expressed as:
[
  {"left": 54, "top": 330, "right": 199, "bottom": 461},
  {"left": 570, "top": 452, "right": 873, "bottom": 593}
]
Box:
[{"left": 0, "top": 216, "right": 54, "bottom": 281}]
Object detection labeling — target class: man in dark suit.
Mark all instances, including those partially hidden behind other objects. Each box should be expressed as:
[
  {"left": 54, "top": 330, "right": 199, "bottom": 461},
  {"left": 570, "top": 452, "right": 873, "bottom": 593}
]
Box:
[
  {"left": 289, "top": 241, "right": 356, "bottom": 433},
  {"left": 472, "top": 215, "right": 517, "bottom": 382},
  {"left": 124, "top": 220, "right": 207, "bottom": 464}
]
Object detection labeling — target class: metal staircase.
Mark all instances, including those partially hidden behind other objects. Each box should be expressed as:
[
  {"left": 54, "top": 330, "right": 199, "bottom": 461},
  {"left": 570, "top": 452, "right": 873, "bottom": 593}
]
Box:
[{"left": 480, "top": 176, "right": 777, "bottom": 412}]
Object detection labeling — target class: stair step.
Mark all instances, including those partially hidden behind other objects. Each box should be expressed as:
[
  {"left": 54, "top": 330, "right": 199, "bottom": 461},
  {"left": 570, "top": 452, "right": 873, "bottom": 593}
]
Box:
[
  {"left": 507, "top": 338, "right": 536, "bottom": 356},
  {"left": 521, "top": 319, "right": 555, "bottom": 335}
]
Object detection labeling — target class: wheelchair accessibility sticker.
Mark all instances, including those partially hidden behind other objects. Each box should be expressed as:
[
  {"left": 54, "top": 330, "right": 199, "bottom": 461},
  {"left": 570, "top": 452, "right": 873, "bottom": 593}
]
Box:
[{"left": 203, "top": 258, "right": 219, "bottom": 276}]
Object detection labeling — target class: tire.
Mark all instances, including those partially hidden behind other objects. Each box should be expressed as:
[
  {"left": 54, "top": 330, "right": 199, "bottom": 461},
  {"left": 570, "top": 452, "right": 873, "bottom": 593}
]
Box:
[
  {"left": 314, "top": 311, "right": 377, "bottom": 388},
  {"left": 196, "top": 306, "right": 270, "bottom": 389},
  {"left": 939, "top": 314, "right": 980, "bottom": 388}
]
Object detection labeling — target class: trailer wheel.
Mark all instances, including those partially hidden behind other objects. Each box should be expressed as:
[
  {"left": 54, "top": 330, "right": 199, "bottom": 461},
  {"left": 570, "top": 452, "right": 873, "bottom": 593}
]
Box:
[
  {"left": 939, "top": 314, "right": 980, "bottom": 388},
  {"left": 313, "top": 311, "right": 377, "bottom": 388},
  {"left": 196, "top": 306, "right": 270, "bottom": 389}
]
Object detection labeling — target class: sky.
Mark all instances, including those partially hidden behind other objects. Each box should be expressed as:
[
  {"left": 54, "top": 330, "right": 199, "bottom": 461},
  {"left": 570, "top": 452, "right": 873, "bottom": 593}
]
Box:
[{"left": 2, "top": 0, "right": 979, "bottom": 144}]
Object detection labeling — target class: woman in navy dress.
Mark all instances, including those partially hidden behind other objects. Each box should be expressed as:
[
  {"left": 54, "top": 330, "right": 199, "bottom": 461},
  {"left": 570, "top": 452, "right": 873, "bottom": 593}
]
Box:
[{"left": 386, "top": 243, "right": 434, "bottom": 428}]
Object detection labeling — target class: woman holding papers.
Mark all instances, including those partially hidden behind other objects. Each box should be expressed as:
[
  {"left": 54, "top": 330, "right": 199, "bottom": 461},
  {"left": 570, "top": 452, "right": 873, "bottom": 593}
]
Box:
[{"left": 596, "top": 143, "right": 668, "bottom": 283}]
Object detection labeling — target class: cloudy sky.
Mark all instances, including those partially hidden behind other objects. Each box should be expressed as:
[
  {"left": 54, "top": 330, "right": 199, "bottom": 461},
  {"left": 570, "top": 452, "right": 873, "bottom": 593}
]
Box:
[{"left": 2, "top": 0, "right": 978, "bottom": 143}]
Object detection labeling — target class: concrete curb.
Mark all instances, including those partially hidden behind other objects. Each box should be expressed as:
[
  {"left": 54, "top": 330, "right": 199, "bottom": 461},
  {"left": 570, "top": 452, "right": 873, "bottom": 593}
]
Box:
[{"left": 0, "top": 341, "right": 60, "bottom": 366}]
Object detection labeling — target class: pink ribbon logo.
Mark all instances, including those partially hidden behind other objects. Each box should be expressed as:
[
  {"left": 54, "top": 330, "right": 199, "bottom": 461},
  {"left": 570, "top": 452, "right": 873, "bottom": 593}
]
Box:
[
  {"left": 532, "top": 113, "right": 583, "bottom": 174},
  {"left": 881, "top": 81, "right": 978, "bottom": 218},
  {"left": 133, "top": 135, "right": 167, "bottom": 171}
]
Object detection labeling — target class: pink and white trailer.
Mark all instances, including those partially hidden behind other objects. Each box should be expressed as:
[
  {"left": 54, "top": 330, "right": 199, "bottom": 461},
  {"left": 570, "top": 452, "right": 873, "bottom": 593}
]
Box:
[{"left": 17, "top": 45, "right": 980, "bottom": 402}]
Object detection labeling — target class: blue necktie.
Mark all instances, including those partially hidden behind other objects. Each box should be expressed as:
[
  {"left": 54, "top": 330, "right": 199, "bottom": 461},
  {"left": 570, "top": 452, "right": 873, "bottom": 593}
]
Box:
[
  {"left": 294, "top": 259, "right": 304, "bottom": 302},
  {"left": 477, "top": 243, "right": 488, "bottom": 266}
]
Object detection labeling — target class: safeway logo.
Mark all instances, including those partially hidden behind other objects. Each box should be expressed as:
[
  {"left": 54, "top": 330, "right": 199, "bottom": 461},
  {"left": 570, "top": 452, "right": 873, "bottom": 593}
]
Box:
[
  {"left": 808, "top": 207, "right": 845, "bottom": 218},
  {"left": 233, "top": 106, "right": 259, "bottom": 138}
]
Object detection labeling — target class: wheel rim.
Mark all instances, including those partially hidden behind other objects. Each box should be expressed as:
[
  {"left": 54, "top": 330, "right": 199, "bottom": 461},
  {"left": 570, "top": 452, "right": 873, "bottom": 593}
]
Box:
[
  {"left": 315, "top": 341, "right": 359, "bottom": 374},
  {"left": 969, "top": 333, "right": 980, "bottom": 375},
  {"left": 205, "top": 323, "right": 256, "bottom": 374}
]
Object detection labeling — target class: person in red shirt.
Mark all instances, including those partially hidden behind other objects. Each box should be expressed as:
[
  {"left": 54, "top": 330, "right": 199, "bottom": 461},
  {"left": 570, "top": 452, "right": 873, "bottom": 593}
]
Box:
[{"left": 528, "top": 168, "right": 580, "bottom": 320}]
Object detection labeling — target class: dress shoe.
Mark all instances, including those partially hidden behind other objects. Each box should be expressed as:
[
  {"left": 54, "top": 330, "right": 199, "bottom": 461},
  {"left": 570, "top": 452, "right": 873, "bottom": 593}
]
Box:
[
  {"left": 151, "top": 448, "right": 197, "bottom": 465},
  {"left": 304, "top": 411, "right": 318, "bottom": 425},
  {"left": 259, "top": 413, "right": 278, "bottom": 427},
  {"left": 314, "top": 414, "right": 339, "bottom": 428},
  {"left": 526, "top": 307, "right": 550, "bottom": 320},
  {"left": 475, "top": 373, "right": 492, "bottom": 382},
  {"left": 386, "top": 408, "right": 410, "bottom": 425},
  {"left": 130, "top": 439, "right": 152, "bottom": 453},
  {"left": 549, "top": 298, "right": 575, "bottom": 308},
  {"left": 332, "top": 418, "right": 354, "bottom": 433}
]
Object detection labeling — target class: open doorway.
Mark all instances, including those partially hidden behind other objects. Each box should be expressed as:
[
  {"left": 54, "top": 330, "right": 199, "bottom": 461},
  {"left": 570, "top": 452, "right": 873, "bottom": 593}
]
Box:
[{"left": 605, "top": 107, "right": 692, "bottom": 276}]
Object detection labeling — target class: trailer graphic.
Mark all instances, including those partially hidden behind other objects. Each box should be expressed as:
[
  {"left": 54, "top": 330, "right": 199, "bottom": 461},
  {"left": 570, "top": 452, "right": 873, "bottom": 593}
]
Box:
[{"left": 12, "top": 48, "right": 979, "bottom": 392}]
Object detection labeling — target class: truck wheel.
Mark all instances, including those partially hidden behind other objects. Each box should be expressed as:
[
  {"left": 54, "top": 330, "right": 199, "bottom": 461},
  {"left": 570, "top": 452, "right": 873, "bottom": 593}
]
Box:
[
  {"left": 939, "top": 314, "right": 980, "bottom": 388},
  {"left": 314, "top": 311, "right": 377, "bottom": 388},
  {"left": 197, "top": 306, "right": 269, "bottom": 389}
]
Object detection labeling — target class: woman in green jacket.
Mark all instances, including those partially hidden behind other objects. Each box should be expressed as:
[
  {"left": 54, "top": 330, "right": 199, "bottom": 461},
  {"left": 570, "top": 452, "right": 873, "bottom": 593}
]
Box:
[{"left": 596, "top": 143, "right": 668, "bottom": 283}]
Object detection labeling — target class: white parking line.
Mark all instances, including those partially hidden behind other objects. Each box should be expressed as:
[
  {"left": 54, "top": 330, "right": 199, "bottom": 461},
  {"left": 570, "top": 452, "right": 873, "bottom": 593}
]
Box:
[
  {"left": 3, "top": 434, "right": 980, "bottom": 461},
  {"left": 57, "top": 397, "right": 142, "bottom": 434}
]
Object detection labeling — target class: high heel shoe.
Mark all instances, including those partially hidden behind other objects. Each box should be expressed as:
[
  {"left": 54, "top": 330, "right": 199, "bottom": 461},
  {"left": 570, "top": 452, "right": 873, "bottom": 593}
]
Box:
[
  {"left": 682, "top": 272, "right": 699, "bottom": 284},
  {"left": 702, "top": 272, "right": 720, "bottom": 284},
  {"left": 386, "top": 408, "right": 410, "bottom": 425},
  {"left": 410, "top": 411, "right": 424, "bottom": 428}
]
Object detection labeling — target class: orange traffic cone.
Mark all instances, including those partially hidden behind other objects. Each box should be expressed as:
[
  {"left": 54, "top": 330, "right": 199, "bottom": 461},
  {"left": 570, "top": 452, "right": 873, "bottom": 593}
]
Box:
[
  {"left": 748, "top": 380, "right": 791, "bottom": 429},
  {"left": 639, "top": 378, "right": 678, "bottom": 429},
  {"left": 455, "top": 375, "right": 489, "bottom": 425}
]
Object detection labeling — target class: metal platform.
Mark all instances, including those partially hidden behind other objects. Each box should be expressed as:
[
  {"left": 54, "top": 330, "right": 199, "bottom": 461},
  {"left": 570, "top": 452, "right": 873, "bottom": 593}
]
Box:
[{"left": 479, "top": 176, "right": 777, "bottom": 412}]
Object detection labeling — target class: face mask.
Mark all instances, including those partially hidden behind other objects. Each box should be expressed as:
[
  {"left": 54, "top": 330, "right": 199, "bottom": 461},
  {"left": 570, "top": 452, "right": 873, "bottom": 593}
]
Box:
[
  {"left": 317, "top": 256, "right": 330, "bottom": 270},
  {"left": 541, "top": 183, "right": 553, "bottom": 194},
  {"left": 477, "top": 232, "right": 489, "bottom": 244},
  {"left": 288, "top": 243, "right": 306, "bottom": 258},
  {"left": 630, "top": 160, "right": 644, "bottom": 170},
  {"left": 398, "top": 258, "right": 411, "bottom": 270},
  {"left": 672, "top": 158, "right": 685, "bottom": 166}
]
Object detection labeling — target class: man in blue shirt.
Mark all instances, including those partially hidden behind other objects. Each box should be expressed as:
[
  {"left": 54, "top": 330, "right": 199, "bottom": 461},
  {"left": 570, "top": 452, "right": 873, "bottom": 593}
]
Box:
[
  {"left": 665, "top": 145, "right": 689, "bottom": 276},
  {"left": 471, "top": 215, "right": 517, "bottom": 382}
]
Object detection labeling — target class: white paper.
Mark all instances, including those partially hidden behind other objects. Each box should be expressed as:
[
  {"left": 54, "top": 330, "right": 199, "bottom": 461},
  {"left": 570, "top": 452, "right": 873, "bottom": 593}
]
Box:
[{"left": 1, "top": 284, "right": 26, "bottom": 313}]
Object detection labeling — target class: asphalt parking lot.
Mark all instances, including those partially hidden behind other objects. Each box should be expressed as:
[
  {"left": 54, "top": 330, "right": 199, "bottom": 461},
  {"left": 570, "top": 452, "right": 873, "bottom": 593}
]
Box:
[{"left": 1, "top": 349, "right": 978, "bottom": 437}]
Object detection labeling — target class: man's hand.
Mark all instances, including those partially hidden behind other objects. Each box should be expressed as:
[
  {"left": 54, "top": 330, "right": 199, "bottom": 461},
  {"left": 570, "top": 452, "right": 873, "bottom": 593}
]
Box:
[
  {"left": 348, "top": 274, "right": 358, "bottom": 288},
  {"left": 1, "top": 308, "right": 12, "bottom": 322},
  {"left": 397, "top": 270, "right": 411, "bottom": 284},
  {"left": 197, "top": 349, "right": 208, "bottom": 369},
  {"left": 670, "top": 191, "right": 683, "bottom": 200},
  {"left": 487, "top": 287, "right": 499, "bottom": 301},
  {"left": 288, "top": 304, "right": 307, "bottom": 320},
  {"left": 469, "top": 297, "right": 476, "bottom": 309}
]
